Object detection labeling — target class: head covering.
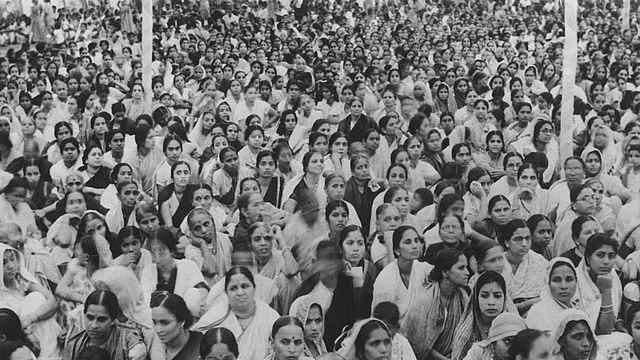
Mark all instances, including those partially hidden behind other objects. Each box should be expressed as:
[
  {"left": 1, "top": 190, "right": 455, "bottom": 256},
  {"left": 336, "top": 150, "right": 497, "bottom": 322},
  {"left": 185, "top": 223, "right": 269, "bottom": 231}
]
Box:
[
  {"left": 0, "top": 243, "right": 38, "bottom": 291},
  {"left": 289, "top": 295, "right": 328, "bottom": 357},
  {"left": 93, "top": 266, "right": 152, "bottom": 328},
  {"left": 550, "top": 309, "right": 598, "bottom": 360},
  {"left": 478, "top": 313, "right": 527, "bottom": 347},
  {"left": 334, "top": 318, "right": 391, "bottom": 360}
]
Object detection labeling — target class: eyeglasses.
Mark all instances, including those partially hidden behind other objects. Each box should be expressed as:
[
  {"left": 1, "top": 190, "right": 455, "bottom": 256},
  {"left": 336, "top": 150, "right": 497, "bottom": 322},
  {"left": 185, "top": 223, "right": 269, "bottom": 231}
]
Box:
[
  {"left": 441, "top": 225, "right": 461, "bottom": 232},
  {"left": 511, "top": 236, "right": 532, "bottom": 244},
  {"left": 67, "top": 181, "right": 82, "bottom": 186},
  {"left": 540, "top": 129, "right": 554, "bottom": 134}
]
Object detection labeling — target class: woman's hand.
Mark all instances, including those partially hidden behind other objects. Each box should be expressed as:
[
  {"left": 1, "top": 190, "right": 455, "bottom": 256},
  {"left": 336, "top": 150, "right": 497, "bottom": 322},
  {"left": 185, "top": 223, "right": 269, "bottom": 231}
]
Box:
[
  {"left": 470, "top": 181, "right": 485, "bottom": 199},
  {"left": 596, "top": 274, "right": 613, "bottom": 294}
]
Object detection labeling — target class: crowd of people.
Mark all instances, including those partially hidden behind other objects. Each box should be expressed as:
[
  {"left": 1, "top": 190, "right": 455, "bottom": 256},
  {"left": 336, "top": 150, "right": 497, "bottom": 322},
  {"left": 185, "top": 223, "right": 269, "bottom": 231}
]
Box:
[{"left": 3, "top": 0, "right": 640, "bottom": 359}]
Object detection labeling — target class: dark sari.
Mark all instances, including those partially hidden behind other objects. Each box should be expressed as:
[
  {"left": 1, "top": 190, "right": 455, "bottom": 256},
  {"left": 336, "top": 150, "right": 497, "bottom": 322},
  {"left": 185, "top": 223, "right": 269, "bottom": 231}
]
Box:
[{"left": 158, "top": 184, "right": 196, "bottom": 227}]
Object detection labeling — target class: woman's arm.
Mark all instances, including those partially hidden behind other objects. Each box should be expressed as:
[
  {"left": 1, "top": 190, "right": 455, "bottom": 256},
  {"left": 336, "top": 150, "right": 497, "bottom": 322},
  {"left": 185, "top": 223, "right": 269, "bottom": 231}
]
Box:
[
  {"left": 263, "top": 107, "right": 279, "bottom": 128},
  {"left": 273, "top": 225, "right": 299, "bottom": 277},
  {"left": 191, "top": 236, "right": 217, "bottom": 278},
  {"left": 160, "top": 201, "right": 173, "bottom": 227},
  {"left": 83, "top": 186, "right": 105, "bottom": 197},
  {"left": 283, "top": 199, "right": 297, "bottom": 214},
  {"left": 55, "top": 267, "right": 86, "bottom": 303},
  {"left": 595, "top": 275, "right": 615, "bottom": 335},
  {"left": 23, "top": 282, "right": 58, "bottom": 327}
]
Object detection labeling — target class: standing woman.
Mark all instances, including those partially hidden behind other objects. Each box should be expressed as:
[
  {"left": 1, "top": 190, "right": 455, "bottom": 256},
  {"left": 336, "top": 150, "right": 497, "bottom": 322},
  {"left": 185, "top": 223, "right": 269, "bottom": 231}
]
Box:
[
  {"left": 159, "top": 161, "right": 195, "bottom": 228},
  {"left": 151, "top": 292, "right": 202, "bottom": 360},
  {"left": 499, "top": 219, "right": 548, "bottom": 314}
]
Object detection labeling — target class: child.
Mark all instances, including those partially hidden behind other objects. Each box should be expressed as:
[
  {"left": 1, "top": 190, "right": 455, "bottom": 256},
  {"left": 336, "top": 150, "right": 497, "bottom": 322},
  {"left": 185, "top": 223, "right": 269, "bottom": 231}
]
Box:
[
  {"left": 622, "top": 143, "right": 640, "bottom": 195},
  {"left": 410, "top": 188, "right": 434, "bottom": 225},
  {"left": 200, "top": 133, "right": 229, "bottom": 183},
  {"left": 405, "top": 137, "right": 441, "bottom": 191},
  {"left": 238, "top": 125, "right": 264, "bottom": 171},
  {"left": 113, "top": 226, "right": 152, "bottom": 280},
  {"left": 210, "top": 146, "right": 253, "bottom": 214},
  {"left": 373, "top": 302, "right": 418, "bottom": 360}
]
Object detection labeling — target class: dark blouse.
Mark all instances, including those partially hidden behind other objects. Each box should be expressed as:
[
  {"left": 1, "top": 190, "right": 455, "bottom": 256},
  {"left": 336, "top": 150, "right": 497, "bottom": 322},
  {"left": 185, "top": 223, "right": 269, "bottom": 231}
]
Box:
[
  {"left": 83, "top": 166, "right": 112, "bottom": 190},
  {"left": 157, "top": 184, "right": 196, "bottom": 227},
  {"left": 172, "top": 331, "right": 203, "bottom": 360},
  {"left": 264, "top": 176, "right": 285, "bottom": 208}
]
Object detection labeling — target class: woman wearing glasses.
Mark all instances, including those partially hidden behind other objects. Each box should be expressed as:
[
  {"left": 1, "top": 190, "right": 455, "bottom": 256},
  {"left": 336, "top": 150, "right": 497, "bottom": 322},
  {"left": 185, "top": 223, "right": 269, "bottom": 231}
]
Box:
[
  {"left": 553, "top": 184, "right": 603, "bottom": 256},
  {"left": 498, "top": 219, "right": 548, "bottom": 315},
  {"left": 510, "top": 119, "right": 559, "bottom": 185}
]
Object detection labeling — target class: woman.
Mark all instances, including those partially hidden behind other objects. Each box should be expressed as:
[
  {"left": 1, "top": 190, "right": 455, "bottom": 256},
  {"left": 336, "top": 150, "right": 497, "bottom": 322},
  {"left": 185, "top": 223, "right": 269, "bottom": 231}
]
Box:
[
  {"left": 424, "top": 212, "right": 468, "bottom": 265},
  {"left": 403, "top": 249, "right": 469, "bottom": 360},
  {"left": 489, "top": 152, "right": 523, "bottom": 199},
  {"left": 63, "top": 290, "right": 147, "bottom": 360},
  {"left": 339, "top": 225, "right": 377, "bottom": 319},
  {"left": 509, "top": 163, "right": 551, "bottom": 220},
  {"left": 140, "top": 229, "right": 208, "bottom": 315},
  {"left": 198, "top": 327, "right": 239, "bottom": 360},
  {"left": 553, "top": 185, "right": 602, "bottom": 256},
  {"left": 463, "top": 167, "right": 492, "bottom": 224},
  {"left": 192, "top": 266, "right": 280, "bottom": 360},
  {"left": 528, "top": 214, "right": 554, "bottom": 260},
  {"left": 466, "top": 99, "right": 496, "bottom": 154},
  {"left": 473, "top": 195, "right": 512, "bottom": 242},
  {"left": 583, "top": 124, "right": 621, "bottom": 176},
  {"left": 266, "top": 316, "right": 311, "bottom": 360},
  {"left": 151, "top": 292, "right": 202, "bottom": 360},
  {"left": 50, "top": 137, "right": 83, "bottom": 191},
  {"left": 256, "top": 150, "right": 286, "bottom": 209},
  {"left": 44, "top": 121, "right": 73, "bottom": 165},
  {"left": 123, "top": 125, "right": 165, "bottom": 197},
  {"left": 510, "top": 120, "right": 559, "bottom": 184},
  {"left": 158, "top": 161, "right": 195, "bottom": 228},
  {"left": 283, "top": 151, "right": 326, "bottom": 214},
  {"left": 476, "top": 130, "right": 507, "bottom": 182},
  {"left": 550, "top": 309, "right": 600, "bottom": 360},
  {"left": 0, "top": 243, "right": 61, "bottom": 358},
  {"left": 188, "top": 112, "right": 216, "bottom": 151},
  {"left": 289, "top": 296, "right": 327, "bottom": 358},
  {"left": 105, "top": 180, "right": 139, "bottom": 234},
  {"left": 0, "top": 178, "right": 37, "bottom": 236},
  {"left": 463, "top": 312, "right": 528, "bottom": 360},
  {"left": 372, "top": 225, "right": 432, "bottom": 326},
  {"left": 335, "top": 318, "right": 392, "bottom": 360},
  {"left": 499, "top": 219, "right": 548, "bottom": 314},
  {"left": 451, "top": 271, "right": 515, "bottom": 360},
  {"left": 323, "top": 132, "right": 351, "bottom": 181},
  {"left": 424, "top": 128, "right": 445, "bottom": 176},
  {"left": 584, "top": 178, "right": 616, "bottom": 235},
  {"left": 433, "top": 83, "right": 458, "bottom": 115},
  {"left": 100, "top": 163, "right": 133, "bottom": 210},
  {"left": 80, "top": 144, "right": 111, "bottom": 199},
  {"left": 325, "top": 174, "right": 362, "bottom": 227},
  {"left": 209, "top": 146, "right": 252, "bottom": 214},
  {"left": 344, "top": 156, "right": 384, "bottom": 235},
  {"left": 508, "top": 329, "right": 554, "bottom": 360},
  {"left": 122, "top": 84, "right": 152, "bottom": 122}
]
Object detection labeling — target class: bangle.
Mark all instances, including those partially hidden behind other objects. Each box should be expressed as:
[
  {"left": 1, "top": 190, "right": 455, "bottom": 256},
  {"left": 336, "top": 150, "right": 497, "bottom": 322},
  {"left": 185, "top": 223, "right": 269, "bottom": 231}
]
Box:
[{"left": 282, "top": 246, "right": 291, "bottom": 253}]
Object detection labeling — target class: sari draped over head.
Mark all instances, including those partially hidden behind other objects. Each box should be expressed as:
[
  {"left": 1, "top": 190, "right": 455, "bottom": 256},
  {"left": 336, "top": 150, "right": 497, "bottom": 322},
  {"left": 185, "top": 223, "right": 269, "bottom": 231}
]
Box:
[
  {"left": 453, "top": 78, "right": 469, "bottom": 109},
  {"left": 92, "top": 266, "right": 152, "bottom": 328},
  {"left": 414, "top": 80, "right": 433, "bottom": 106},
  {"left": 575, "top": 257, "right": 622, "bottom": 324},
  {"left": 105, "top": 202, "right": 139, "bottom": 234},
  {"left": 188, "top": 112, "right": 215, "bottom": 151},
  {"left": 433, "top": 83, "right": 458, "bottom": 114},
  {"left": 583, "top": 126, "right": 621, "bottom": 176},
  {"left": 503, "top": 250, "right": 548, "bottom": 301},
  {"left": 465, "top": 115, "right": 496, "bottom": 154},
  {"left": 550, "top": 309, "right": 599, "bottom": 360},
  {"left": 289, "top": 296, "right": 329, "bottom": 359},
  {"left": 0, "top": 193, "right": 37, "bottom": 237},
  {"left": 249, "top": 249, "right": 301, "bottom": 314},
  {"left": 371, "top": 260, "right": 433, "bottom": 326},
  {"left": 464, "top": 313, "right": 527, "bottom": 360},
  {"left": 140, "top": 258, "right": 205, "bottom": 308},
  {"left": 451, "top": 271, "right": 517, "bottom": 360},
  {"left": 0, "top": 243, "right": 62, "bottom": 358},
  {"left": 403, "top": 278, "right": 468, "bottom": 360},
  {"left": 333, "top": 318, "right": 391, "bottom": 360},
  {"left": 281, "top": 173, "right": 327, "bottom": 210},
  {"left": 191, "top": 298, "right": 280, "bottom": 360}
]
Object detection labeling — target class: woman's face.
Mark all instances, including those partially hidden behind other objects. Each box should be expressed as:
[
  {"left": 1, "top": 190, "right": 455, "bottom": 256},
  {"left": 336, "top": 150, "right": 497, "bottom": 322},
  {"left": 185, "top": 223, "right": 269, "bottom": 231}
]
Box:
[
  {"left": 396, "top": 228, "right": 423, "bottom": 261},
  {"left": 589, "top": 182, "right": 605, "bottom": 205},
  {"left": 257, "top": 155, "right": 276, "bottom": 178},
  {"left": 115, "top": 165, "right": 133, "bottom": 184},
  {"left": 150, "top": 239, "right": 173, "bottom": 268},
  {"left": 304, "top": 305, "right": 324, "bottom": 342},
  {"left": 190, "top": 212, "right": 215, "bottom": 242},
  {"left": 630, "top": 312, "right": 640, "bottom": 346},
  {"left": 342, "top": 229, "right": 365, "bottom": 266},
  {"left": 306, "top": 153, "right": 325, "bottom": 175},
  {"left": 152, "top": 305, "right": 184, "bottom": 344},
  {"left": 213, "top": 137, "right": 229, "bottom": 155},
  {"left": 490, "top": 200, "right": 511, "bottom": 227},
  {"left": 273, "top": 325, "right": 305, "bottom": 360},
  {"left": 226, "top": 273, "right": 255, "bottom": 310},
  {"left": 584, "top": 153, "right": 601, "bottom": 176},
  {"left": 549, "top": 264, "right": 577, "bottom": 305},
  {"left": 390, "top": 189, "right": 410, "bottom": 217},
  {"left": 331, "top": 136, "right": 349, "bottom": 156},
  {"left": 362, "top": 328, "right": 392, "bottom": 360},
  {"left": 587, "top": 245, "right": 616, "bottom": 276},
  {"left": 85, "top": 304, "right": 113, "bottom": 342},
  {"left": 21, "top": 119, "right": 35, "bottom": 136},
  {"left": 325, "top": 176, "right": 346, "bottom": 202},
  {"left": 284, "top": 113, "right": 297, "bottom": 133},
  {"left": 172, "top": 163, "right": 190, "bottom": 187},
  {"left": 507, "top": 227, "right": 531, "bottom": 257},
  {"left": 518, "top": 168, "right": 538, "bottom": 189},
  {"left": 250, "top": 225, "right": 272, "bottom": 258},
  {"left": 487, "top": 134, "right": 503, "bottom": 154},
  {"left": 223, "top": 151, "right": 240, "bottom": 173},
  {"left": 204, "top": 343, "right": 237, "bottom": 360},
  {"left": 573, "top": 188, "right": 596, "bottom": 215},
  {"left": 478, "top": 281, "right": 505, "bottom": 321},
  {"left": 118, "top": 183, "right": 138, "bottom": 208},
  {"left": 86, "top": 147, "right": 103, "bottom": 168},
  {"left": 561, "top": 321, "right": 594, "bottom": 360},
  {"left": 479, "top": 246, "right": 505, "bottom": 275},
  {"left": 328, "top": 206, "right": 348, "bottom": 234},
  {"left": 532, "top": 220, "right": 552, "bottom": 250},
  {"left": 62, "top": 141, "right": 79, "bottom": 162},
  {"left": 439, "top": 215, "right": 463, "bottom": 245}
]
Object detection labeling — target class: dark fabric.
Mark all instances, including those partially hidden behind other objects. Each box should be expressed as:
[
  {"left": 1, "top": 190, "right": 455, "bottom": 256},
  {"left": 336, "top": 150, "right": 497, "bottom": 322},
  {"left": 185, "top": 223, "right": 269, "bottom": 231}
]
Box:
[
  {"left": 264, "top": 176, "right": 285, "bottom": 208},
  {"left": 343, "top": 178, "right": 381, "bottom": 236},
  {"left": 323, "top": 272, "right": 356, "bottom": 352},
  {"left": 232, "top": 220, "right": 250, "bottom": 253},
  {"left": 157, "top": 265, "right": 178, "bottom": 293},
  {"left": 353, "top": 259, "right": 378, "bottom": 320},
  {"left": 83, "top": 166, "right": 112, "bottom": 190},
  {"left": 424, "top": 152, "right": 445, "bottom": 175},
  {"left": 157, "top": 184, "right": 196, "bottom": 227},
  {"left": 424, "top": 242, "right": 468, "bottom": 266},
  {"left": 6, "top": 157, "right": 53, "bottom": 182},
  {"left": 472, "top": 218, "right": 502, "bottom": 242},
  {"left": 289, "top": 177, "right": 309, "bottom": 213},
  {"left": 172, "top": 331, "right": 203, "bottom": 360},
  {"left": 48, "top": 193, "right": 108, "bottom": 222},
  {"left": 559, "top": 248, "right": 583, "bottom": 268},
  {"left": 26, "top": 181, "right": 57, "bottom": 210},
  {"left": 337, "top": 114, "right": 380, "bottom": 143}
]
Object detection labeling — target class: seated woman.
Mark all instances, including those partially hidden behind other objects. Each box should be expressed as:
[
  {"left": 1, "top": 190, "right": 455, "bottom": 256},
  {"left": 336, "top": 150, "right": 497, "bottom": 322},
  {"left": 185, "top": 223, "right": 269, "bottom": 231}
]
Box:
[
  {"left": 527, "top": 214, "right": 554, "bottom": 261},
  {"left": 151, "top": 292, "right": 202, "bottom": 360},
  {"left": 79, "top": 144, "right": 112, "bottom": 200},
  {"left": 158, "top": 161, "right": 195, "bottom": 228},
  {"left": 0, "top": 178, "right": 37, "bottom": 237},
  {"left": 268, "top": 316, "right": 315, "bottom": 360},
  {"left": 339, "top": 225, "right": 377, "bottom": 319},
  {"left": 105, "top": 180, "right": 139, "bottom": 234},
  {"left": 100, "top": 163, "right": 134, "bottom": 210},
  {"left": 199, "top": 327, "right": 240, "bottom": 360},
  {"left": 283, "top": 150, "right": 327, "bottom": 214},
  {"left": 549, "top": 309, "right": 600, "bottom": 360},
  {"left": 403, "top": 249, "right": 469, "bottom": 360},
  {"left": 369, "top": 204, "right": 402, "bottom": 270},
  {"left": 499, "top": 219, "right": 548, "bottom": 314},
  {"left": 0, "top": 244, "right": 60, "bottom": 358},
  {"left": 585, "top": 178, "right": 616, "bottom": 236},
  {"left": 63, "top": 290, "right": 147, "bottom": 360},
  {"left": 559, "top": 216, "right": 599, "bottom": 267},
  {"left": 553, "top": 184, "right": 603, "bottom": 256},
  {"left": 472, "top": 195, "right": 512, "bottom": 241},
  {"left": 289, "top": 296, "right": 328, "bottom": 359},
  {"left": 509, "top": 163, "right": 551, "bottom": 221},
  {"left": 372, "top": 225, "right": 432, "bottom": 326},
  {"left": 424, "top": 212, "right": 468, "bottom": 265},
  {"left": 0, "top": 308, "right": 39, "bottom": 357},
  {"left": 462, "top": 167, "right": 492, "bottom": 225},
  {"left": 22, "top": 159, "right": 58, "bottom": 212},
  {"left": 451, "top": 271, "right": 516, "bottom": 360},
  {"left": 183, "top": 207, "right": 233, "bottom": 284},
  {"left": 140, "top": 229, "right": 208, "bottom": 316},
  {"left": 192, "top": 266, "right": 280, "bottom": 360},
  {"left": 112, "top": 227, "right": 153, "bottom": 280},
  {"left": 463, "top": 312, "right": 527, "bottom": 360},
  {"left": 50, "top": 137, "right": 83, "bottom": 191}
]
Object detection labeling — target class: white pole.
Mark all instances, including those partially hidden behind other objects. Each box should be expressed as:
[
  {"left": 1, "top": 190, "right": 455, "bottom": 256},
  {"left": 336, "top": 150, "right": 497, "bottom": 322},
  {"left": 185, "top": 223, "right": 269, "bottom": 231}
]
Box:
[
  {"left": 623, "top": 0, "right": 631, "bottom": 31},
  {"left": 560, "top": 0, "right": 577, "bottom": 166},
  {"left": 141, "top": 0, "right": 152, "bottom": 103}
]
